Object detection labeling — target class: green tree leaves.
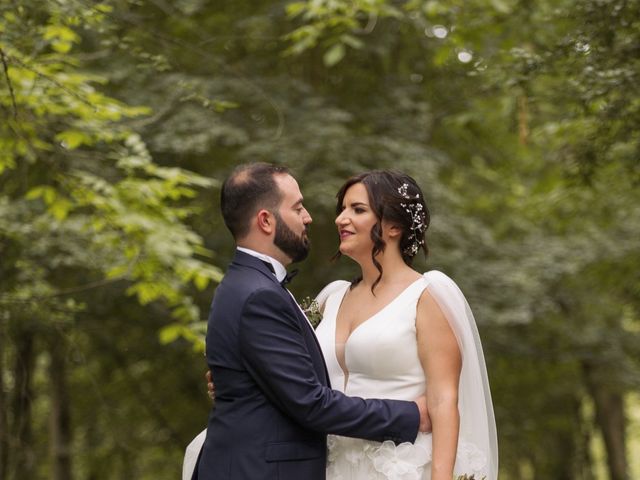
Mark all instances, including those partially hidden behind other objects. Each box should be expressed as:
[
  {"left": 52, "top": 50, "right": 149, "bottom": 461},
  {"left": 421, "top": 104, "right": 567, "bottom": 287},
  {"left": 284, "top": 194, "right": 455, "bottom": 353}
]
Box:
[{"left": 1, "top": 0, "right": 638, "bottom": 478}]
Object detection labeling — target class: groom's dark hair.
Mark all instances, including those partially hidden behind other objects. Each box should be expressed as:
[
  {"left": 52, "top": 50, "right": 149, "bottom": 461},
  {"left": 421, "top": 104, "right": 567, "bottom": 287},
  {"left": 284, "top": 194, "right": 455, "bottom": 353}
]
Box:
[{"left": 221, "top": 162, "right": 291, "bottom": 239}]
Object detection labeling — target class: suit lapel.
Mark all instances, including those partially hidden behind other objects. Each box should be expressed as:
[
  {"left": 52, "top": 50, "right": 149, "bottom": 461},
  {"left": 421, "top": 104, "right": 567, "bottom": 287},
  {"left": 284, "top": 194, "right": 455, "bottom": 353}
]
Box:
[
  {"left": 232, "top": 250, "right": 332, "bottom": 386},
  {"left": 280, "top": 286, "right": 332, "bottom": 387}
]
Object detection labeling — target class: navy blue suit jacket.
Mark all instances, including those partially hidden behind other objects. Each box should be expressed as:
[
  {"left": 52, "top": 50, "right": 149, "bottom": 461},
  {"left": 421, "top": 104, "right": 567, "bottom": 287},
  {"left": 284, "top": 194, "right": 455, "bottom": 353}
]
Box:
[{"left": 197, "top": 250, "right": 419, "bottom": 480}]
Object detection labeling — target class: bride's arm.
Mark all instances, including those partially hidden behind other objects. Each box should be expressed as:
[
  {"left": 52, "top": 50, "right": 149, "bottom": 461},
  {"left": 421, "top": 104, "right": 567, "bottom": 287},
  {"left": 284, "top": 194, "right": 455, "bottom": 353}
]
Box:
[{"left": 416, "top": 289, "right": 462, "bottom": 480}]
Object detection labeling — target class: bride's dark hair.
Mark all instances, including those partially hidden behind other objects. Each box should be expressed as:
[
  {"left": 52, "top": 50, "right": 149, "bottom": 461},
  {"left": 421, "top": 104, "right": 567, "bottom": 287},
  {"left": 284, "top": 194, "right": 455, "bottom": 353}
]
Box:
[{"left": 334, "top": 170, "right": 430, "bottom": 292}]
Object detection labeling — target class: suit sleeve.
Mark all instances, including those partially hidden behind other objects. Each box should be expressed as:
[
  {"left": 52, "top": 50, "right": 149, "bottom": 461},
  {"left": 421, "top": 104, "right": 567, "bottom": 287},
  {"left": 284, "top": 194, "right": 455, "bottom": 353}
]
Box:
[{"left": 237, "top": 288, "right": 420, "bottom": 444}]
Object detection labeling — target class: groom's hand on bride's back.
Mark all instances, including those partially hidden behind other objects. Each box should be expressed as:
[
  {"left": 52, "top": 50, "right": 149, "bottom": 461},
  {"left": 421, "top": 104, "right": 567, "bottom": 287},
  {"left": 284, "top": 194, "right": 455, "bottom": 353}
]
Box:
[
  {"left": 415, "top": 395, "right": 432, "bottom": 433},
  {"left": 206, "top": 370, "right": 215, "bottom": 401}
]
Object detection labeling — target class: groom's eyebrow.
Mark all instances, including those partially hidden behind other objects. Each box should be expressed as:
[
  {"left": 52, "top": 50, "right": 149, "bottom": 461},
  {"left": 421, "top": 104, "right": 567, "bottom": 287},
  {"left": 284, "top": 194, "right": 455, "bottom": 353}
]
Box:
[{"left": 292, "top": 197, "right": 304, "bottom": 207}]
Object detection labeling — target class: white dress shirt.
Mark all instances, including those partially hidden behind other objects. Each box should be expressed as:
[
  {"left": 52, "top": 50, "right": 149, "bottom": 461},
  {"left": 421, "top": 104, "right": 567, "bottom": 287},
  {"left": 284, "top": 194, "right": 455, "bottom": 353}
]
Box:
[{"left": 236, "top": 247, "right": 314, "bottom": 329}]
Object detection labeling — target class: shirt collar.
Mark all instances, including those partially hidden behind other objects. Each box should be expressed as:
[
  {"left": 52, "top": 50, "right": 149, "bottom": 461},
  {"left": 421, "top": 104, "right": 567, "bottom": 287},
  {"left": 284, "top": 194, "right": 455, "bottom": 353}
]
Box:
[{"left": 237, "top": 247, "right": 288, "bottom": 283}]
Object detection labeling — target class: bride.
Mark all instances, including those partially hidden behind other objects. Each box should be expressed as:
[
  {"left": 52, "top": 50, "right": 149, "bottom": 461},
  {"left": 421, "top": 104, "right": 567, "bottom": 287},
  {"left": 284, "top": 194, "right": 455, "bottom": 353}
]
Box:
[{"left": 314, "top": 170, "right": 497, "bottom": 480}]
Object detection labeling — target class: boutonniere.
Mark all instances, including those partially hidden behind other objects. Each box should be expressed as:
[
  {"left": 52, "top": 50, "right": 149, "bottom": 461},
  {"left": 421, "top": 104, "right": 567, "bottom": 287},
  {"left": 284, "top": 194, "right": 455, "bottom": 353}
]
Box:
[
  {"left": 299, "top": 297, "right": 323, "bottom": 328},
  {"left": 456, "top": 475, "right": 486, "bottom": 480}
]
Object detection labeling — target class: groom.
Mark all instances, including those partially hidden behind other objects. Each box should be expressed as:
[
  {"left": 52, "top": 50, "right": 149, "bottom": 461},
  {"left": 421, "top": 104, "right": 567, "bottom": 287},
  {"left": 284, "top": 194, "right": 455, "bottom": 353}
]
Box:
[{"left": 196, "top": 163, "right": 429, "bottom": 480}]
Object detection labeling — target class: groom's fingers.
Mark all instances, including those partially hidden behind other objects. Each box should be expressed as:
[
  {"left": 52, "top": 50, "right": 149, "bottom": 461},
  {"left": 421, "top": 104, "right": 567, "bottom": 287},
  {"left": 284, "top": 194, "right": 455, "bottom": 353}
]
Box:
[
  {"left": 415, "top": 395, "right": 432, "bottom": 433},
  {"left": 205, "top": 370, "right": 215, "bottom": 401}
]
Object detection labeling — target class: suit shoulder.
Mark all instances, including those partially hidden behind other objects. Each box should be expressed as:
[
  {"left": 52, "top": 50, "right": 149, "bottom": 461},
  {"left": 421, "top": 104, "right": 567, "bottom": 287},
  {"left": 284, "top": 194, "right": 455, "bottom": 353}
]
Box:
[
  {"left": 244, "top": 284, "right": 292, "bottom": 309},
  {"left": 221, "top": 266, "right": 279, "bottom": 291}
]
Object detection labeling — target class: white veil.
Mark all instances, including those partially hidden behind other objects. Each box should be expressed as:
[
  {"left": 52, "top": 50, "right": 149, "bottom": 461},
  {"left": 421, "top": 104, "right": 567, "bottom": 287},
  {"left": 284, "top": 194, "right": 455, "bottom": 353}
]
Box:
[{"left": 424, "top": 270, "right": 498, "bottom": 479}]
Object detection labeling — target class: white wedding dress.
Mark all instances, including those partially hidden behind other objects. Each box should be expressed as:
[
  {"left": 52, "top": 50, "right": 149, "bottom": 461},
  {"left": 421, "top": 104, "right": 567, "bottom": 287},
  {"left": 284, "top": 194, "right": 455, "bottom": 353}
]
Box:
[{"left": 315, "top": 271, "right": 498, "bottom": 480}]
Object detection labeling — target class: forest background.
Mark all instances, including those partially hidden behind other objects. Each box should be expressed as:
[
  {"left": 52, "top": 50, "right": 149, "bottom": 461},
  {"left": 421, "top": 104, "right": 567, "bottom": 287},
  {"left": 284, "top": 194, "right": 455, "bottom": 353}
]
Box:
[{"left": 1, "top": 0, "right": 639, "bottom": 479}]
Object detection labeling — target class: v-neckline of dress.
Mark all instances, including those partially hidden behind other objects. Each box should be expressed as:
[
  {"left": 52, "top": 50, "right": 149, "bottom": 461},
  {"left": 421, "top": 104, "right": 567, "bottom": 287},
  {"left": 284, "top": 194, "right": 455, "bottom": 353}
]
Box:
[{"left": 332, "top": 277, "right": 424, "bottom": 387}]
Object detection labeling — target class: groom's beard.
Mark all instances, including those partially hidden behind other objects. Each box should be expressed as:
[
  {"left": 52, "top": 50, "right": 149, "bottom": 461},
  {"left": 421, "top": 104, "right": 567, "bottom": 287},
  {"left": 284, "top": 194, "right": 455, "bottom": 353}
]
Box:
[{"left": 273, "top": 213, "right": 310, "bottom": 263}]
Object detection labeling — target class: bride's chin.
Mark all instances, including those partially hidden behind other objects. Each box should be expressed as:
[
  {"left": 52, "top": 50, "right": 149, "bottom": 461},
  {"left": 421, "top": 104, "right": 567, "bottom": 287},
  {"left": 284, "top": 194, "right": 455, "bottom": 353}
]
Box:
[
  {"left": 338, "top": 244, "right": 355, "bottom": 257},
  {"left": 339, "top": 249, "right": 366, "bottom": 265}
]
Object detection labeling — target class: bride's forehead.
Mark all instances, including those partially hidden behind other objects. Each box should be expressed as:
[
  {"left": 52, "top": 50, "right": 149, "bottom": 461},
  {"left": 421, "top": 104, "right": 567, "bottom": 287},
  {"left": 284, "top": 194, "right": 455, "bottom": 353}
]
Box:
[{"left": 344, "top": 183, "right": 369, "bottom": 199}]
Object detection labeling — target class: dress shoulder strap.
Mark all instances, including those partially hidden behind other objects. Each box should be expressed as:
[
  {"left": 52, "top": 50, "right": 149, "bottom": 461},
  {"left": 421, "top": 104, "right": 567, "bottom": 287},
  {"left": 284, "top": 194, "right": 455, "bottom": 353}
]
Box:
[{"left": 315, "top": 280, "right": 350, "bottom": 313}]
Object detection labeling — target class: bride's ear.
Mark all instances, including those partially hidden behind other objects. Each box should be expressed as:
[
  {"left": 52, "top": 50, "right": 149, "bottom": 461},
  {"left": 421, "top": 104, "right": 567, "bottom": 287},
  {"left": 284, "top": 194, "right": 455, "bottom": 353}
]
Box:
[{"left": 383, "top": 222, "right": 403, "bottom": 240}]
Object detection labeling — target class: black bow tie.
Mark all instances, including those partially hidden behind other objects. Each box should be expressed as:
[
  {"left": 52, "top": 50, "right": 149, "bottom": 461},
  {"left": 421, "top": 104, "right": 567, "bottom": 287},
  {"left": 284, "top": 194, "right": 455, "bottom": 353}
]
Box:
[{"left": 281, "top": 269, "right": 298, "bottom": 286}]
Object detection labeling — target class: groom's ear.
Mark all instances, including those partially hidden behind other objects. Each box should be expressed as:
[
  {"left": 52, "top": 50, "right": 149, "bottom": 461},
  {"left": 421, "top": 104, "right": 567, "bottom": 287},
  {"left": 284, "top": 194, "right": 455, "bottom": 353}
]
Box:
[{"left": 256, "top": 209, "right": 275, "bottom": 235}]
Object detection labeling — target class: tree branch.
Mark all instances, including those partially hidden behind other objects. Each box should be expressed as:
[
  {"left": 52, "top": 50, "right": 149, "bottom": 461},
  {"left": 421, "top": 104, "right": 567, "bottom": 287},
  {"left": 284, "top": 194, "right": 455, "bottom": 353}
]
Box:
[
  {"left": 0, "top": 47, "right": 18, "bottom": 119},
  {"left": 0, "top": 275, "right": 128, "bottom": 303},
  {"left": 7, "top": 54, "right": 97, "bottom": 110}
]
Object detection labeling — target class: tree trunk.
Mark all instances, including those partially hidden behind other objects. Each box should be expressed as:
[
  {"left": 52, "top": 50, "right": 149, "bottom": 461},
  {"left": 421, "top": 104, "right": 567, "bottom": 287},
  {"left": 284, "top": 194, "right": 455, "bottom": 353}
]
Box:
[
  {"left": 83, "top": 421, "right": 99, "bottom": 480},
  {"left": 12, "top": 329, "right": 36, "bottom": 479},
  {"left": 583, "top": 362, "right": 629, "bottom": 480},
  {"left": 0, "top": 319, "right": 8, "bottom": 480},
  {"left": 49, "top": 335, "right": 73, "bottom": 480},
  {"left": 577, "top": 399, "right": 596, "bottom": 480}
]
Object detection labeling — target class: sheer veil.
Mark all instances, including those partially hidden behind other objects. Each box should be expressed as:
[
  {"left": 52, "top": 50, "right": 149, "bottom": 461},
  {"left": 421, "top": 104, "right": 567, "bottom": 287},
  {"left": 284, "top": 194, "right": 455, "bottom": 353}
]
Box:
[{"left": 424, "top": 270, "right": 498, "bottom": 479}]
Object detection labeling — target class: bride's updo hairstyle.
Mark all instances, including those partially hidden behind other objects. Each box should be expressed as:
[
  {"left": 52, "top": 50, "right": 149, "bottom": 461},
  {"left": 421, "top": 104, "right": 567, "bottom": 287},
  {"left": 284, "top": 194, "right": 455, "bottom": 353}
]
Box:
[{"left": 335, "top": 170, "right": 430, "bottom": 292}]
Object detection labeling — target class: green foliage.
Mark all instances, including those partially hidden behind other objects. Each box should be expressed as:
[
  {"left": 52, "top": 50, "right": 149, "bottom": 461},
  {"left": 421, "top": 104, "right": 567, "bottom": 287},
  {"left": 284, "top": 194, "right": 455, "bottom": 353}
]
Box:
[
  {"left": 0, "top": 2, "right": 228, "bottom": 478},
  {"left": 284, "top": 0, "right": 397, "bottom": 63},
  {"left": 1, "top": 0, "right": 638, "bottom": 478},
  {"left": 0, "top": 0, "right": 222, "bottom": 327}
]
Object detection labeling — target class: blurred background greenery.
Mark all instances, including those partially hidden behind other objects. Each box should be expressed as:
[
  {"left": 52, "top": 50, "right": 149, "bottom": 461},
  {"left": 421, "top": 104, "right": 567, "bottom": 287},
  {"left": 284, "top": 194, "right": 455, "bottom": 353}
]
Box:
[{"left": 1, "top": 0, "right": 639, "bottom": 479}]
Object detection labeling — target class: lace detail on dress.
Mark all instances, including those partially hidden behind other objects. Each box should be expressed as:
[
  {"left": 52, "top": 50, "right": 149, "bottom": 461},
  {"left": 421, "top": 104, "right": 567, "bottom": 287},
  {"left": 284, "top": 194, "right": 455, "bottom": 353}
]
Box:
[
  {"left": 327, "top": 434, "right": 430, "bottom": 480},
  {"left": 367, "top": 440, "right": 431, "bottom": 480},
  {"left": 326, "top": 434, "right": 488, "bottom": 480}
]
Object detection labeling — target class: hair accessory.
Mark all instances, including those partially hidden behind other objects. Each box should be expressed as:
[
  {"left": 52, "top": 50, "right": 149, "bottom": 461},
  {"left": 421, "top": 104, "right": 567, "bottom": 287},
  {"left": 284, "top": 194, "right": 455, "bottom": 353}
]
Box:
[{"left": 398, "top": 183, "right": 426, "bottom": 257}]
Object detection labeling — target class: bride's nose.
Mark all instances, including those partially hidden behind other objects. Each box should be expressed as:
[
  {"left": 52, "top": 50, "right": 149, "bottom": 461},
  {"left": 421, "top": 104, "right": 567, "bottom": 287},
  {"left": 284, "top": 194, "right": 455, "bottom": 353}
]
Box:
[{"left": 335, "top": 210, "right": 348, "bottom": 226}]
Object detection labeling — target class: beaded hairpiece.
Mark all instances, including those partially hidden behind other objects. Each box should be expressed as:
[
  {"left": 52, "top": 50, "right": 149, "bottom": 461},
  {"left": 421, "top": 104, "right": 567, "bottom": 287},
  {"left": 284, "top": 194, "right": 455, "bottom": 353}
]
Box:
[{"left": 397, "top": 183, "right": 426, "bottom": 257}]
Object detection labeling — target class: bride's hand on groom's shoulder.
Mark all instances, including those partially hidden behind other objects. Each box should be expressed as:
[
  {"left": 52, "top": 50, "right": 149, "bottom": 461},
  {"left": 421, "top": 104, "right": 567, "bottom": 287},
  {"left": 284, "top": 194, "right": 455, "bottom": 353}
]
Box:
[
  {"left": 415, "top": 395, "right": 432, "bottom": 433},
  {"left": 206, "top": 370, "right": 215, "bottom": 402}
]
